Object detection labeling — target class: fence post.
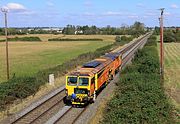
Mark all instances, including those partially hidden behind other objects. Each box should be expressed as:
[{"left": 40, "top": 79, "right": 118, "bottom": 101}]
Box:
[{"left": 49, "top": 74, "right": 55, "bottom": 86}]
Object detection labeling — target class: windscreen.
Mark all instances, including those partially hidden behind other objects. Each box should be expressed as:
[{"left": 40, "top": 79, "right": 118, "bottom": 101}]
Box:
[
  {"left": 67, "top": 77, "right": 77, "bottom": 86},
  {"left": 79, "top": 78, "right": 89, "bottom": 86}
]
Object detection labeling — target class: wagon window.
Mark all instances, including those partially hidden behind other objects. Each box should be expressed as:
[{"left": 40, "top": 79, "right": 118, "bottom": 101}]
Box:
[
  {"left": 67, "top": 77, "right": 77, "bottom": 86},
  {"left": 79, "top": 78, "right": 89, "bottom": 86}
]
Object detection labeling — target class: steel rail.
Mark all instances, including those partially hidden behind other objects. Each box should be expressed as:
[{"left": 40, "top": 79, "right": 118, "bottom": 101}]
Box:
[
  {"left": 71, "top": 107, "right": 87, "bottom": 124},
  {"left": 45, "top": 106, "right": 72, "bottom": 124},
  {"left": 118, "top": 33, "right": 150, "bottom": 55},
  {"left": 121, "top": 34, "right": 149, "bottom": 68},
  {"left": 10, "top": 86, "right": 65, "bottom": 124},
  {"left": 29, "top": 97, "right": 64, "bottom": 124}
]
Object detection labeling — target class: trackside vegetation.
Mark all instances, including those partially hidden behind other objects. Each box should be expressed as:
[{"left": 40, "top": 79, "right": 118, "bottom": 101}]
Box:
[
  {"left": 48, "top": 38, "right": 103, "bottom": 41},
  {"left": 101, "top": 36, "right": 176, "bottom": 123},
  {"left": 0, "top": 36, "right": 41, "bottom": 42},
  {"left": 0, "top": 42, "right": 122, "bottom": 111},
  {"left": 154, "top": 27, "right": 180, "bottom": 43},
  {"left": 115, "top": 36, "right": 135, "bottom": 44}
]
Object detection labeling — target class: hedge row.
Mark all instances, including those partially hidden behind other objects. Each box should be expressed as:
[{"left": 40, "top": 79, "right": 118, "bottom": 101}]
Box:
[
  {"left": 0, "top": 36, "right": 41, "bottom": 42},
  {"left": 48, "top": 38, "right": 103, "bottom": 41},
  {"left": 115, "top": 36, "right": 135, "bottom": 46},
  {"left": 164, "top": 31, "right": 180, "bottom": 43},
  {"left": 115, "top": 35, "right": 134, "bottom": 43},
  {"left": 102, "top": 36, "right": 175, "bottom": 123},
  {"left": 0, "top": 42, "right": 122, "bottom": 111}
]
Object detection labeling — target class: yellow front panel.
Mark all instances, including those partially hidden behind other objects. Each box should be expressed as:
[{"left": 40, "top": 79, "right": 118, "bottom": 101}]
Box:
[
  {"left": 66, "top": 86, "right": 75, "bottom": 95},
  {"left": 66, "top": 76, "right": 76, "bottom": 95},
  {"left": 66, "top": 76, "right": 91, "bottom": 96}
]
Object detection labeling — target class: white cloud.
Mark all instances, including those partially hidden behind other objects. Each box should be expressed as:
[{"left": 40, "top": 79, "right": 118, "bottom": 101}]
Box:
[
  {"left": 82, "top": 12, "right": 95, "bottom": 17},
  {"left": 16, "top": 11, "right": 35, "bottom": 16},
  {"left": 146, "top": 12, "right": 158, "bottom": 16},
  {"left": 136, "top": 3, "right": 144, "bottom": 7},
  {"left": 143, "top": 16, "right": 148, "bottom": 18},
  {"left": 164, "top": 12, "right": 171, "bottom": 16},
  {"left": 103, "top": 11, "right": 123, "bottom": 16},
  {"left": 2, "top": 3, "right": 36, "bottom": 16},
  {"left": 84, "top": 1, "right": 93, "bottom": 7},
  {"left": 128, "top": 15, "right": 138, "bottom": 18},
  {"left": 4, "top": 3, "right": 26, "bottom": 11},
  {"left": 46, "top": 1, "right": 54, "bottom": 7},
  {"left": 171, "top": 4, "right": 179, "bottom": 9}
]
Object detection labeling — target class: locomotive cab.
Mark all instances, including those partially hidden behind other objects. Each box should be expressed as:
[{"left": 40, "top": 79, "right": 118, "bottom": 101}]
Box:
[{"left": 65, "top": 75, "right": 95, "bottom": 105}]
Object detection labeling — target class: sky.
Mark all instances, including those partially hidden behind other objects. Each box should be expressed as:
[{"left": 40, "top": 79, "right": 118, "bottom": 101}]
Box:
[{"left": 0, "top": 0, "right": 179, "bottom": 27}]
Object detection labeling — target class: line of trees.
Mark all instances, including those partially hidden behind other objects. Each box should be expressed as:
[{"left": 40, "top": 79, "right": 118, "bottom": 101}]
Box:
[
  {"left": 0, "top": 21, "right": 148, "bottom": 36},
  {"left": 63, "top": 22, "right": 147, "bottom": 36},
  {"left": 0, "top": 28, "right": 62, "bottom": 35},
  {"left": 154, "top": 27, "right": 180, "bottom": 42}
]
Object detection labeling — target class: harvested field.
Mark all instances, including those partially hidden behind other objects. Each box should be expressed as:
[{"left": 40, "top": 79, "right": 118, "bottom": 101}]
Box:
[
  {"left": 163, "top": 43, "right": 180, "bottom": 110},
  {"left": 0, "top": 38, "right": 112, "bottom": 82}
]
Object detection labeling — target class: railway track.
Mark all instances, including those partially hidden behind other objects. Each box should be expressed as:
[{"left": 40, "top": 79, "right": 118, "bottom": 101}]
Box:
[
  {"left": 1, "top": 86, "right": 65, "bottom": 124},
  {"left": 1, "top": 33, "right": 151, "bottom": 124},
  {"left": 45, "top": 106, "right": 87, "bottom": 124}
]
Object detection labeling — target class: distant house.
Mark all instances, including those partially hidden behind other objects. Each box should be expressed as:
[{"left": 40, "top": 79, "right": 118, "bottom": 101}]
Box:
[
  {"left": 18, "top": 29, "right": 22, "bottom": 33},
  {"left": 75, "top": 30, "right": 83, "bottom": 34},
  {"left": 28, "top": 28, "right": 34, "bottom": 31},
  {"left": 42, "top": 27, "right": 63, "bottom": 33}
]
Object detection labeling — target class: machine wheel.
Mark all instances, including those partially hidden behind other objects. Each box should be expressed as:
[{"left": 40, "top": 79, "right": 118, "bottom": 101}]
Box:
[{"left": 63, "top": 96, "right": 71, "bottom": 106}]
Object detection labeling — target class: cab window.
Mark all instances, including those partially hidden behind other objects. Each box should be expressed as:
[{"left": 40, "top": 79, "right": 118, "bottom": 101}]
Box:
[
  {"left": 67, "top": 77, "right": 77, "bottom": 86},
  {"left": 79, "top": 78, "right": 89, "bottom": 86}
]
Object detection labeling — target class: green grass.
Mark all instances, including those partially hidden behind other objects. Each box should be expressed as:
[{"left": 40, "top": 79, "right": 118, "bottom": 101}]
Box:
[
  {"left": 156, "top": 35, "right": 160, "bottom": 42},
  {"left": 0, "top": 41, "right": 111, "bottom": 82},
  {"left": 158, "top": 43, "right": 180, "bottom": 112}
]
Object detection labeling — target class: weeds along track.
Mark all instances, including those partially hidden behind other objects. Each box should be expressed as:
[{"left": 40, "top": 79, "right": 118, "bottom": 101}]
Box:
[{"left": 2, "top": 33, "right": 151, "bottom": 124}]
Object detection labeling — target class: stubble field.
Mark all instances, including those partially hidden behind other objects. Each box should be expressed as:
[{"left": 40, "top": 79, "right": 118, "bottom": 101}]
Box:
[{"left": 161, "top": 43, "right": 180, "bottom": 110}]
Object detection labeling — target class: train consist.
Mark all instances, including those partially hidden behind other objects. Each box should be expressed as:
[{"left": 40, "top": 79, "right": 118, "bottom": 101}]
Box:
[{"left": 64, "top": 51, "right": 122, "bottom": 105}]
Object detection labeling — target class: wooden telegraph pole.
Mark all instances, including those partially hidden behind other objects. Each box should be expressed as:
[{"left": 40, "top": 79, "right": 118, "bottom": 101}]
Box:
[
  {"left": 159, "top": 8, "right": 164, "bottom": 79},
  {"left": 1, "top": 8, "right": 10, "bottom": 80}
]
